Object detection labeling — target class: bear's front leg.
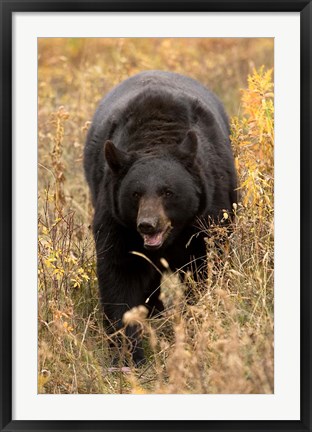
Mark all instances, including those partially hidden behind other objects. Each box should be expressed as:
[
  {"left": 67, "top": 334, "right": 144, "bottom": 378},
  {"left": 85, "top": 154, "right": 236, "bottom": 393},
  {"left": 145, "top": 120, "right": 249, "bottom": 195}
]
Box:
[
  {"left": 96, "top": 251, "right": 160, "bottom": 367},
  {"left": 100, "top": 278, "right": 147, "bottom": 367},
  {"left": 93, "top": 214, "right": 161, "bottom": 367}
]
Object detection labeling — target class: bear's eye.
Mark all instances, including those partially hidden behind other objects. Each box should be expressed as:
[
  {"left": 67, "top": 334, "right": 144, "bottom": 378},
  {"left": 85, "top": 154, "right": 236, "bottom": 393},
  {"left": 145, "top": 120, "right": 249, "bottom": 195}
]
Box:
[
  {"left": 164, "top": 190, "right": 173, "bottom": 197},
  {"left": 133, "top": 191, "right": 141, "bottom": 199}
]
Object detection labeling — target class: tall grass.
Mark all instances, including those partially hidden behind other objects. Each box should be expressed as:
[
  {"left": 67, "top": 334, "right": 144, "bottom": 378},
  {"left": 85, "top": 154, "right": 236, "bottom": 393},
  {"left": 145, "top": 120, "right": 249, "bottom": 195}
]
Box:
[{"left": 38, "top": 39, "right": 274, "bottom": 394}]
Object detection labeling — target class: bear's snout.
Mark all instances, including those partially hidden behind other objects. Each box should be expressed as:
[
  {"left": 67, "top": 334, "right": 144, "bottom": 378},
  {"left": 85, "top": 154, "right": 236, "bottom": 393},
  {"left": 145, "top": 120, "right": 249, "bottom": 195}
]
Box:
[
  {"left": 137, "top": 218, "right": 158, "bottom": 234},
  {"left": 137, "top": 197, "right": 172, "bottom": 249}
]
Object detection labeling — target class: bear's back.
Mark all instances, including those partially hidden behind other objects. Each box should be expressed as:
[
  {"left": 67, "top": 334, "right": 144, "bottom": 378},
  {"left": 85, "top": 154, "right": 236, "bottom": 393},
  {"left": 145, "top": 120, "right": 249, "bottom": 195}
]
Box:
[{"left": 91, "top": 70, "right": 228, "bottom": 139}]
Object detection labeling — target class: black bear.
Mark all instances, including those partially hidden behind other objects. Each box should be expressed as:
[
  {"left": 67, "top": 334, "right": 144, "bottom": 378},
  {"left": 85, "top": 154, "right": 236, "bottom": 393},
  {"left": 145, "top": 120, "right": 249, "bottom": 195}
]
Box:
[{"left": 84, "top": 70, "right": 237, "bottom": 366}]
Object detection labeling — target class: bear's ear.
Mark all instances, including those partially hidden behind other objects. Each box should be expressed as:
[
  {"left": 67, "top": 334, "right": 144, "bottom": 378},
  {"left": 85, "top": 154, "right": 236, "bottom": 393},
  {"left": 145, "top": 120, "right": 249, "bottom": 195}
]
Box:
[
  {"left": 179, "top": 130, "right": 198, "bottom": 163},
  {"left": 104, "top": 140, "right": 130, "bottom": 173}
]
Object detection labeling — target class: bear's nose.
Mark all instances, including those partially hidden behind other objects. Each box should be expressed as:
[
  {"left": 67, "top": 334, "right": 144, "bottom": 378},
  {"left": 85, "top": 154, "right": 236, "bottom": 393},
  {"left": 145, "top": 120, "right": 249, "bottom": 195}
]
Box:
[{"left": 137, "top": 218, "right": 158, "bottom": 234}]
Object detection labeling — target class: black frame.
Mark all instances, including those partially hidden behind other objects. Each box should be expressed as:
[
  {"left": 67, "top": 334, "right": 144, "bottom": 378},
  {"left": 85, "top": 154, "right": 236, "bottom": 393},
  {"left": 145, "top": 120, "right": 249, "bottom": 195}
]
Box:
[{"left": 1, "top": 1, "right": 311, "bottom": 431}]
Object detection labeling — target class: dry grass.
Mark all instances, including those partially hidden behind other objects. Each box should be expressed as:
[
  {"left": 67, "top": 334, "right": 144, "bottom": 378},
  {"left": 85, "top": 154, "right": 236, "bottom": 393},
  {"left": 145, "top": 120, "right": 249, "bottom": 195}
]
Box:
[{"left": 38, "top": 38, "right": 274, "bottom": 394}]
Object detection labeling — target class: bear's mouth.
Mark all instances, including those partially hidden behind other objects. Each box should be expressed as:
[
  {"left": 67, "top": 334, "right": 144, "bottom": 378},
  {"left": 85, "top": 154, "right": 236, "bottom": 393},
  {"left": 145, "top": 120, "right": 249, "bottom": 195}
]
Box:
[{"left": 142, "top": 225, "right": 172, "bottom": 250}]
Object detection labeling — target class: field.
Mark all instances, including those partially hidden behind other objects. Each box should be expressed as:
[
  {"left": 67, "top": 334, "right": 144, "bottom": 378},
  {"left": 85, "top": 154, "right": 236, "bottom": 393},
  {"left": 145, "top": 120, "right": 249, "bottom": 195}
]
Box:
[{"left": 38, "top": 38, "right": 274, "bottom": 394}]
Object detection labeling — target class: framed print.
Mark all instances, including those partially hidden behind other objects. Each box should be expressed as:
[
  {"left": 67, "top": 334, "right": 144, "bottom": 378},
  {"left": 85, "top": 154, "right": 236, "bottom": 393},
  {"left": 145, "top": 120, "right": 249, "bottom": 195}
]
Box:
[{"left": 1, "top": 1, "right": 311, "bottom": 431}]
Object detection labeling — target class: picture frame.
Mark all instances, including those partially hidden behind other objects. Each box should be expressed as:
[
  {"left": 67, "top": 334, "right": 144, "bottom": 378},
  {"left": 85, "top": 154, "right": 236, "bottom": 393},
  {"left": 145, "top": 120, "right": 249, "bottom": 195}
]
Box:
[{"left": 1, "top": 1, "right": 311, "bottom": 431}]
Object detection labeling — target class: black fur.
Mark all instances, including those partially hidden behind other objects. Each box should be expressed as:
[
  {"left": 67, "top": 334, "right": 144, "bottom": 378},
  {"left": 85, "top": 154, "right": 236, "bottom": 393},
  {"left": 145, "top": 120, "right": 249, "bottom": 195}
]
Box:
[{"left": 84, "top": 71, "right": 237, "bottom": 366}]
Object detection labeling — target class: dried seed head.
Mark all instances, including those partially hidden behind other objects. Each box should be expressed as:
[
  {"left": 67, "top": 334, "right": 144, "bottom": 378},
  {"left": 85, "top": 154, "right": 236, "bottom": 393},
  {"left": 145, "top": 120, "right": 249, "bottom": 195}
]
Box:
[
  {"left": 123, "top": 305, "right": 148, "bottom": 325},
  {"left": 160, "top": 257, "right": 169, "bottom": 269}
]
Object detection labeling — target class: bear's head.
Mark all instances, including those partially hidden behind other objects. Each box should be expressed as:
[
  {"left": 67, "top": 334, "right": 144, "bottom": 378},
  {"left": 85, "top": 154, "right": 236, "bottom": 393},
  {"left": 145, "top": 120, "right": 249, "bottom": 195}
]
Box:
[{"left": 104, "top": 131, "right": 206, "bottom": 250}]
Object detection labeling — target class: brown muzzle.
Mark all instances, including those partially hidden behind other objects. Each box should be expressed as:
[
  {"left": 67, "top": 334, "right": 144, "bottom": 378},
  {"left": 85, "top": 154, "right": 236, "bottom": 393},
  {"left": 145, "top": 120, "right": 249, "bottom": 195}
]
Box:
[{"left": 137, "top": 197, "right": 172, "bottom": 249}]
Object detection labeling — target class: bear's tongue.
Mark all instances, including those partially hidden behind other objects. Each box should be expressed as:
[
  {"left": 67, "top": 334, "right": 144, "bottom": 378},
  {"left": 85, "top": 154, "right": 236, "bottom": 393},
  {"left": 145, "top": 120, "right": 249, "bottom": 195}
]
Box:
[{"left": 143, "top": 232, "right": 163, "bottom": 247}]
